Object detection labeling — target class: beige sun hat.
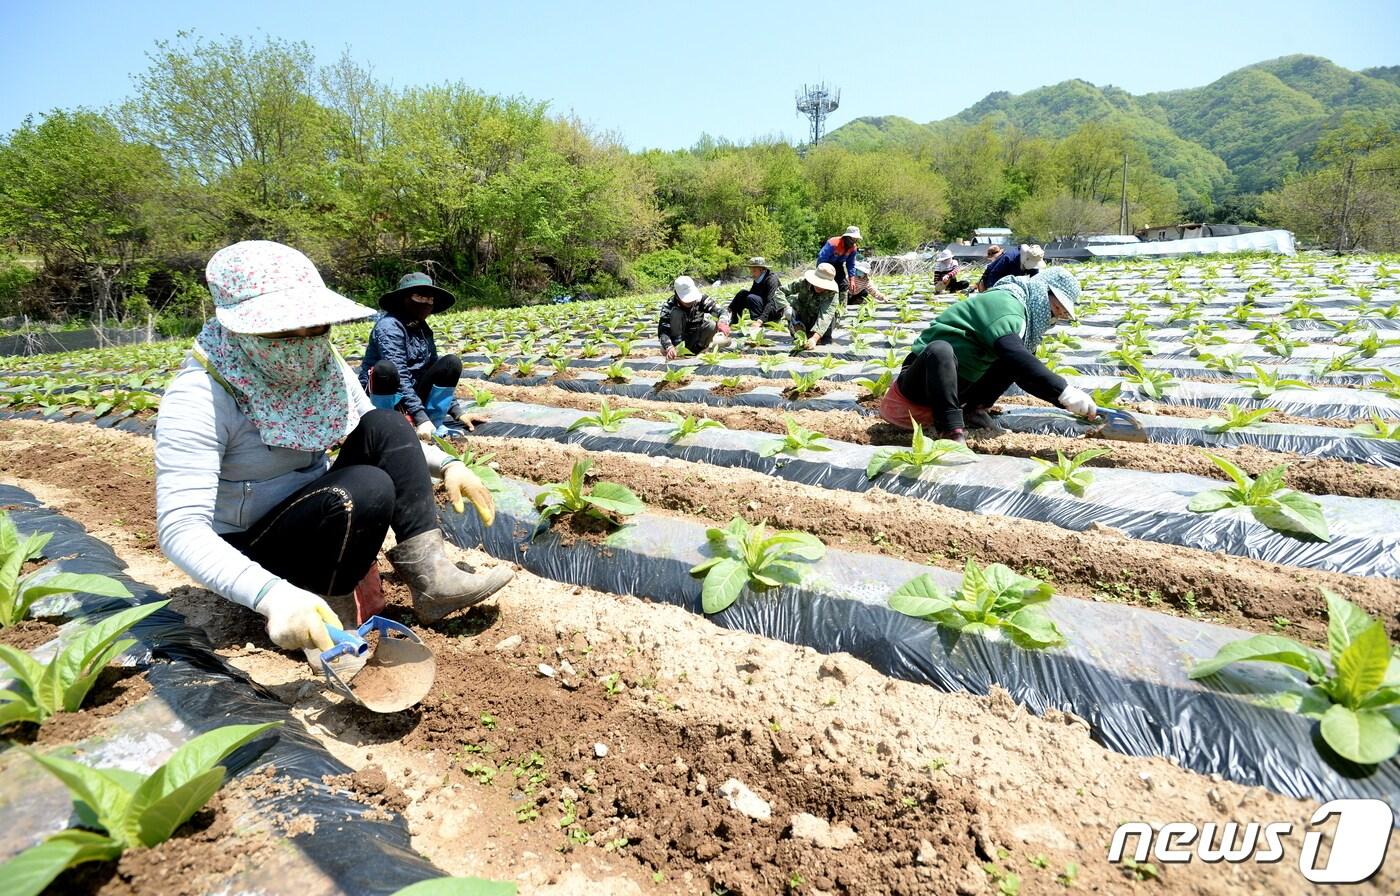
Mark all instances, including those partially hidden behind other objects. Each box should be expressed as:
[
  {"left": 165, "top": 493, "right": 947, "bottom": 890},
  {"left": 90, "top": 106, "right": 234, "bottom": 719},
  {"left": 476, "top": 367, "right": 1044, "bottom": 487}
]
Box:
[
  {"left": 1020, "top": 244, "right": 1046, "bottom": 271},
  {"left": 804, "top": 262, "right": 840, "bottom": 292},
  {"left": 843, "top": 226, "right": 862, "bottom": 242},
  {"left": 934, "top": 248, "right": 957, "bottom": 272},
  {"left": 207, "top": 241, "right": 375, "bottom": 335}
]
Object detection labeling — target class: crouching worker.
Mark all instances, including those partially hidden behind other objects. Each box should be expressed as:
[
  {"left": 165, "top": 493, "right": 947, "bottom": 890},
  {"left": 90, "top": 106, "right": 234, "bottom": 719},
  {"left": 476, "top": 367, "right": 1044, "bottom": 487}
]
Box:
[
  {"left": 659, "top": 275, "right": 732, "bottom": 360},
  {"left": 779, "top": 263, "right": 841, "bottom": 351},
  {"left": 726, "top": 257, "right": 784, "bottom": 324},
  {"left": 847, "top": 261, "right": 886, "bottom": 305},
  {"left": 932, "top": 249, "right": 969, "bottom": 294},
  {"left": 879, "top": 268, "right": 1097, "bottom": 442},
  {"left": 360, "top": 272, "right": 474, "bottom": 441},
  {"left": 156, "top": 241, "right": 513, "bottom": 660}
]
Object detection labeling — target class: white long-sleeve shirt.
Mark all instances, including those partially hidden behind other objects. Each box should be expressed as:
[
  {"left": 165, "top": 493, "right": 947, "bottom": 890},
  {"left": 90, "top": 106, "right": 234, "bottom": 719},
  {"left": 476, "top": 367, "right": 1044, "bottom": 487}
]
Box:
[{"left": 154, "top": 355, "right": 452, "bottom": 610}]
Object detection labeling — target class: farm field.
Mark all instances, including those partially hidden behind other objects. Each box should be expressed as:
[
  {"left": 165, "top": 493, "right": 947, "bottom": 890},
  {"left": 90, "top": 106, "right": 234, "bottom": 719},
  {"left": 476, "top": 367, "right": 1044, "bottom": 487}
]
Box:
[{"left": 1, "top": 252, "right": 1398, "bottom": 895}]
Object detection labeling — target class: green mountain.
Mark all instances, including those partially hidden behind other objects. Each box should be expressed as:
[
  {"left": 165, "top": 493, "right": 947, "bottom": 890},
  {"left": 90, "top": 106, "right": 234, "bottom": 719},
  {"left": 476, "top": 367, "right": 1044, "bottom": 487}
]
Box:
[{"left": 827, "top": 55, "right": 1400, "bottom": 201}]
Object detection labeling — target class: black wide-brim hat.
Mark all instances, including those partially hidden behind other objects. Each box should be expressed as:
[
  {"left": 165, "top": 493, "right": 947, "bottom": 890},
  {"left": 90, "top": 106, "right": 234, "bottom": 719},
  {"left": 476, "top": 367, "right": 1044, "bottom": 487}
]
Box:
[{"left": 379, "top": 271, "right": 456, "bottom": 313}]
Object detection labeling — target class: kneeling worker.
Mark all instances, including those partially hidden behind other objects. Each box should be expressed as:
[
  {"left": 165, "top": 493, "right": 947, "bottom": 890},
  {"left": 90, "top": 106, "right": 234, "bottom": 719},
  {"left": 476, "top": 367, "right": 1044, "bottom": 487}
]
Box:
[
  {"left": 880, "top": 268, "right": 1097, "bottom": 442},
  {"left": 847, "top": 261, "right": 886, "bottom": 305},
  {"left": 659, "top": 276, "right": 732, "bottom": 360},
  {"left": 727, "top": 257, "right": 785, "bottom": 324},
  {"left": 779, "top": 263, "right": 841, "bottom": 352}
]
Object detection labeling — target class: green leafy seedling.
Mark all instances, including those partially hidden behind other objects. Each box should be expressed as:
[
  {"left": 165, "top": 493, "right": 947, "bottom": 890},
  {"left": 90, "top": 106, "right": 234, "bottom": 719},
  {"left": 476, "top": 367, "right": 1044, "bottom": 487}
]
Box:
[
  {"left": 689, "top": 517, "right": 825, "bottom": 614},
  {"left": 567, "top": 399, "right": 639, "bottom": 433},
  {"left": 1191, "top": 591, "right": 1399, "bottom": 765},
  {"left": 1026, "top": 448, "right": 1111, "bottom": 497},
  {"left": 889, "top": 559, "right": 1065, "bottom": 650},
  {"left": 866, "top": 421, "right": 975, "bottom": 479},
  {"left": 1124, "top": 361, "right": 1175, "bottom": 399},
  {"left": 657, "top": 366, "right": 690, "bottom": 387},
  {"left": 0, "top": 601, "right": 168, "bottom": 727},
  {"left": 852, "top": 370, "right": 893, "bottom": 400},
  {"left": 786, "top": 369, "right": 822, "bottom": 396},
  {"left": 1202, "top": 403, "right": 1273, "bottom": 434},
  {"left": 1349, "top": 414, "right": 1400, "bottom": 440},
  {"left": 533, "top": 459, "right": 643, "bottom": 538},
  {"left": 1, "top": 722, "right": 279, "bottom": 896},
  {"left": 1240, "top": 364, "right": 1313, "bottom": 399},
  {"left": 434, "top": 438, "right": 505, "bottom": 492},
  {"left": 469, "top": 388, "right": 494, "bottom": 409},
  {"left": 1188, "top": 453, "right": 1329, "bottom": 541},
  {"left": 658, "top": 412, "right": 724, "bottom": 443},
  {"left": 759, "top": 417, "right": 831, "bottom": 458},
  {"left": 602, "top": 361, "right": 630, "bottom": 382},
  {"left": 1090, "top": 382, "right": 1124, "bottom": 411},
  {"left": 1, "top": 513, "right": 132, "bottom": 628}
]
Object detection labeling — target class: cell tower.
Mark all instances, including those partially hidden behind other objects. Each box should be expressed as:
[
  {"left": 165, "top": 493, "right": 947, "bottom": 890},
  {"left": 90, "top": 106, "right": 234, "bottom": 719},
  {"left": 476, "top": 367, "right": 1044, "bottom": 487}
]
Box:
[{"left": 795, "top": 82, "right": 841, "bottom": 147}]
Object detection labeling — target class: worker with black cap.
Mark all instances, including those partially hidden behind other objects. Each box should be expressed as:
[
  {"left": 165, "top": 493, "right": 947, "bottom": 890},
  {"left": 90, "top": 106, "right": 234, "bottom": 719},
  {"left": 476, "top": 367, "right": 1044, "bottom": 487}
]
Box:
[{"left": 359, "top": 272, "right": 473, "bottom": 440}]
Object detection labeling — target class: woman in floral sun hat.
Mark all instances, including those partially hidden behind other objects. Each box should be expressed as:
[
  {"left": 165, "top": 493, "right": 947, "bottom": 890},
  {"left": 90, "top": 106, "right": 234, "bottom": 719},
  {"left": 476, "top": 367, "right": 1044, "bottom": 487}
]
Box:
[{"left": 155, "top": 241, "right": 513, "bottom": 659}]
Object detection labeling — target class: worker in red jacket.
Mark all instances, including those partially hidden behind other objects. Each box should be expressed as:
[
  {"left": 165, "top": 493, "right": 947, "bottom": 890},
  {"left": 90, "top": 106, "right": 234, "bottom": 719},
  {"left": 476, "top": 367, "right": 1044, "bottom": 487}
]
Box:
[{"left": 817, "top": 225, "right": 862, "bottom": 302}]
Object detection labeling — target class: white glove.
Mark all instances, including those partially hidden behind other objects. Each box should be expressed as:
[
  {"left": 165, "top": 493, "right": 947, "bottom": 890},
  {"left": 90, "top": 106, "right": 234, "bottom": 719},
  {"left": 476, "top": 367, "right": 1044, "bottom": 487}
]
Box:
[
  {"left": 416, "top": 419, "right": 436, "bottom": 441},
  {"left": 256, "top": 580, "right": 342, "bottom": 651},
  {"left": 1058, "top": 385, "right": 1098, "bottom": 420}
]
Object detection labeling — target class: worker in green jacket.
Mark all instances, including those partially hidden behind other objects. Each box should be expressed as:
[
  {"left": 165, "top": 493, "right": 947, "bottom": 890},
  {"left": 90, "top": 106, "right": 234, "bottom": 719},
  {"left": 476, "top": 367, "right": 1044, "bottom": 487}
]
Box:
[
  {"left": 778, "top": 263, "right": 841, "bottom": 352},
  {"left": 878, "top": 267, "right": 1096, "bottom": 442}
]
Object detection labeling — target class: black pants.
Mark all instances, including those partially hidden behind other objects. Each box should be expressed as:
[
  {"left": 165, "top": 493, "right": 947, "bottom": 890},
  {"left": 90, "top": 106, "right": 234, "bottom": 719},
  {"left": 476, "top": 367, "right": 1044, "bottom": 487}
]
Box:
[
  {"left": 728, "top": 290, "right": 766, "bottom": 323},
  {"left": 222, "top": 410, "right": 437, "bottom": 596},
  {"left": 793, "top": 311, "right": 836, "bottom": 346},
  {"left": 935, "top": 277, "right": 970, "bottom": 294},
  {"left": 369, "top": 354, "right": 463, "bottom": 402},
  {"left": 667, "top": 307, "right": 717, "bottom": 353},
  {"left": 895, "top": 341, "right": 1016, "bottom": 432}
]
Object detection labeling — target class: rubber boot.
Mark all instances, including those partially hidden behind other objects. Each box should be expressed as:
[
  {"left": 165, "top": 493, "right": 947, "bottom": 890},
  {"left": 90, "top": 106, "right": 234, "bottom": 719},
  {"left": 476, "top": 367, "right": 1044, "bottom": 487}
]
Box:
[
  {"left": 963, "top": 408, "right": 1005, "bottom": 433},
  {"left": 424, "top": 384, "right": 456, "bottom": 430},
  {"left": 386, "top": 529, "right": 515, "bottom": 623}
]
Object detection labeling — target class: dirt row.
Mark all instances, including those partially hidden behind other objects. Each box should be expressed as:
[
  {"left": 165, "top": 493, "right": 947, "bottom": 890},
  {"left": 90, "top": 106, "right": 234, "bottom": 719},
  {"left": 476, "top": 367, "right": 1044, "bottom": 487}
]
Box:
[
  {"left": 1, "top": 418, "right": 1390, "bottom": 894},
  {"left": 470, "top": 381, "right": 1400, "bottom": 501}
]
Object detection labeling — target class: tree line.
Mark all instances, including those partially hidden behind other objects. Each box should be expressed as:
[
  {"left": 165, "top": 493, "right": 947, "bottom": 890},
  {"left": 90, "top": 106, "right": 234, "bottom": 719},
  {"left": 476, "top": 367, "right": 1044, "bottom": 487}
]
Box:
[{"left": 0, "top": 33, "right": 1393, "bottom": 328}]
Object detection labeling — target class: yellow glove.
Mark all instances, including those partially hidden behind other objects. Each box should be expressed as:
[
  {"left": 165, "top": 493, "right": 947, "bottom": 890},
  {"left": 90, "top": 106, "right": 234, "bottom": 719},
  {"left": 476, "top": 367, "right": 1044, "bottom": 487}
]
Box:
[
  {"left": 444, "top": 461, "right": 495, "bottom": 526},
  {"left": 256, "top": 581, "right": 341, "bottom": 651}
]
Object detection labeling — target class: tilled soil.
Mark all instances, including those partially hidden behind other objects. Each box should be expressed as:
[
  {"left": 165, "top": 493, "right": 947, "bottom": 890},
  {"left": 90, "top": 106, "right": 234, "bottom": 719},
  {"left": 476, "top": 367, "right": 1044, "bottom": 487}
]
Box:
[
  {"left": 470, "top": 382, "right": 1400, "bottom": 499},
  {"left": 4, "top": 417, "right": 1398, "bottom": 894},
  {"left": 468, "top": 435, "right": 1400, "bottom": 644},
  {"left": 0, "top": 617, "right": 62, "bottom": 650},
  {"left": 1, "top": 667, "right": 152, "bottom": 747}
]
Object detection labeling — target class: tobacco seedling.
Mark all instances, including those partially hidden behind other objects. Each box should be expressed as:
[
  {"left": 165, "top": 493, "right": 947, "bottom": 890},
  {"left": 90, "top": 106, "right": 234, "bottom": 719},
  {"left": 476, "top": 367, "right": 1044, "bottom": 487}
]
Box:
[
  {"left": 434, "top": 439, "right": 506, "bottom": 492},
  {"left": 758, "top": 417, "right": 831, "bottom": 458},
  {"left": 1123, "top": 361, "right": 1174, "bottom": 399},
  {"left": 888, "top": 560, "right": 1065, "bottom": 650},
  {"left": 689, "top": 517, "right": 825, "bottom": 614},
  {"left": 1191, "top": 591, "right": 1400, "bottom": 764},
  {"left": 1, "top": 513, "right": 132, "bottom": 628},
  {"left": 1026, "top": 448, "right": 1111, "bottom": 497},
  {"left": 1090, "top": 382, "right": 1125, "bottom": 411},
  {"left": 866, "top": 421, "right": 975, "bottom": 479},
  {"left": 1201, "top": 352, "right": 1246, "bottom": 373},
  {"left": 658, "top": 366, "right": 690, "bottom": 387},
  {"left": 718, "top": 375, "right": 744, "bottom": 389},
  {"left": 1349, "top": 414, "right": 1400, "bottom": 440},
  {"left": 533, "top": 459, "right": 642, "bottom": 537},
  {"left": 1370, "top": 369, "right": 1400, "bottom": 400},
  {"left": 566, "top": 399, "right": 639, "bottom": 433},
  {"left": 1239, "top": 364, "right": 1313, "bottom": 399},
  {"left": 658, "top": 412, "right": 724, "bottom": 443},
  {"left": 1188, "top": 454, "right": 1329, "bottom": 541},
  {"left": 0, "top": 601, "right": 169, "bottom": 727},
  {"left": 853, "top": 370, "right": 893, "bottom": 400},
  {"left": 1, "top": 722, "right": 279, "bottom": 896},
  {"left": 514, "top": 357, "right": 540, "bottom": 378},
  {"left": 602, "top": 361, "right": 630, "bottom": 382},
  {"left": 1203, "top": 404, "right": 1273, "bottom": 434},
  {"left": 786, "top": 369, "right": 822, "bottom": 396}
]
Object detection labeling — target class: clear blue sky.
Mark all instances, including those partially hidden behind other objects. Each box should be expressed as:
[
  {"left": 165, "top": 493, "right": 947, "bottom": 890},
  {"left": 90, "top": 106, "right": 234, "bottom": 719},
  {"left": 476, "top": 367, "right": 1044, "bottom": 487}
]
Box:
[{"left": 2, "top": 0, "right": 1397, "bottom": 149}]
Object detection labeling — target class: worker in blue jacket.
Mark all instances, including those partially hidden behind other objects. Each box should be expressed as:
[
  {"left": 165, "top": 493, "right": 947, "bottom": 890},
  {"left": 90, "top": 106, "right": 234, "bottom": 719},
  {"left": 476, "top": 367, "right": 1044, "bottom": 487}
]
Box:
[
  {"left": 817, "top": 226, "right": 862, "bottom": 302},
  {"left": 977, "top": 244, "right": 1045, "bottom": 291},
  {"left": 359, "top": 272, "right": 474, "bottom": 440}
]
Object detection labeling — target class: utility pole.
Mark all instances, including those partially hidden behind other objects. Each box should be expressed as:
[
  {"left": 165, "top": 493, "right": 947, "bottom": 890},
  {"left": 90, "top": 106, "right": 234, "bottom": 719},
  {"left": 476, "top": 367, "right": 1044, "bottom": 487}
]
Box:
[
  {"left": 1337, "top": 157, "right": 1355, "bottom": 253},
  {"left": 1119, "top": 153, "right": 1130, "bottom": 236}
]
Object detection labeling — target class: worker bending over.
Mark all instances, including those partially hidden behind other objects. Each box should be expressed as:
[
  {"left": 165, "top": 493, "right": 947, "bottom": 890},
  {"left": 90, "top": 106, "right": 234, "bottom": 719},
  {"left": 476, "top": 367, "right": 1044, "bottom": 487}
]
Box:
[{"left": 880, "top": 267, "right": 1097, "bottom": 442}]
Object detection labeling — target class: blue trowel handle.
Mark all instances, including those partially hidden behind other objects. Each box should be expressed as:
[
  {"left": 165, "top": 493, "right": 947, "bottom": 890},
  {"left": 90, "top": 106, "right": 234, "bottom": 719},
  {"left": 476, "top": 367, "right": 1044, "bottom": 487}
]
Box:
[{"left": 325, "top": 624, "right": 370, "bottom": 658}]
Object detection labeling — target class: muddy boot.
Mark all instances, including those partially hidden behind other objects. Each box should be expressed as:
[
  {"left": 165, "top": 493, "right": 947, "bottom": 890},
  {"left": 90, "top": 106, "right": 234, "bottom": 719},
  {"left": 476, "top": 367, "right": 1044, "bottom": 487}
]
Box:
[
  {"left": 963, "top": 407, "right": 1005, "bottom": 433},
  {"left": 387, "top": 529, "right": 515, "bottom": 623}
]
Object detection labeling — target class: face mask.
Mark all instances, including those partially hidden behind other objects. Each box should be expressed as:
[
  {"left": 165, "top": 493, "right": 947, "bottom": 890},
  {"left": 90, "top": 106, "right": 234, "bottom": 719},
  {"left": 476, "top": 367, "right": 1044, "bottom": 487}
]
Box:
[{"left": 232, "top": 332, "right": 335, "bottom": 391}]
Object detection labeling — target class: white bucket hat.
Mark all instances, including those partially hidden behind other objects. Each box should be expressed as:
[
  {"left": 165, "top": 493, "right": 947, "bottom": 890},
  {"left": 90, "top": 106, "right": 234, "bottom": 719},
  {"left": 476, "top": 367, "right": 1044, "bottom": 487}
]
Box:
[
  {"left": 804, "top": 262, "right": 840, "bottom": 292},
  {"left": 933, "top": 249, "right": 957, "bottom": 272},
  {"left": 1020, "top": 244, "right": 1046, "bottom": 271},
  {"left": 207, "top": 241, "right": 374, "bottom": 335},
  {"left": 854, "top": 261, "right": 871, "bottom": 276},
  {"left": 843, "top": 226, "right": 862, "bottom": 242},
  {"left": 673, "top": 275, "right": 703, "bottom": 306},
  {"left": 748, "top": 256, "right": 768, "bottom": 269}
]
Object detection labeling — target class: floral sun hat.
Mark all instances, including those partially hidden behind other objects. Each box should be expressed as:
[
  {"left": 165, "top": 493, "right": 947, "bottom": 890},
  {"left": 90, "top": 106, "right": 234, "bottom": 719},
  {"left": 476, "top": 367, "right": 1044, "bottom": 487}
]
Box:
[{"left": 207, "top": 240, "right": 375, "bottom": 335}]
